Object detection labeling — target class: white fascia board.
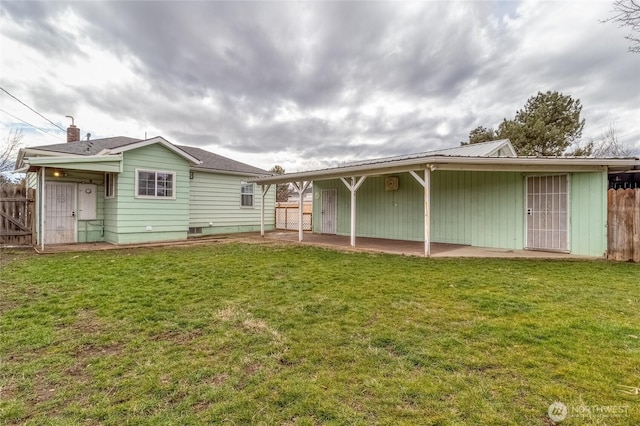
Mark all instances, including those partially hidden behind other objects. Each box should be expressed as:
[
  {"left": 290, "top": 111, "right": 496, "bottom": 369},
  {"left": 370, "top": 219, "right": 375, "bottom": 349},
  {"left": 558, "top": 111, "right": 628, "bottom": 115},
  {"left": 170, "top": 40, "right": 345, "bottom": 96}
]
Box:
[
  {"left": 431, "top": 163, "right": 607, "bottom": 173},
  {"left": 106, "top": 136, "right": 202, "bottom": 165},
  {"left": 16, "top": 147, "right": 91, "bottom": 168},
  {"left": 26, "top": 154, "right": 123, "bottom": 165},
  {"left": 249, "top": 156, "right": 640, "bottom": 185},
  {"left": 190, "top": 166, "right": 268, "bottom": 177}
]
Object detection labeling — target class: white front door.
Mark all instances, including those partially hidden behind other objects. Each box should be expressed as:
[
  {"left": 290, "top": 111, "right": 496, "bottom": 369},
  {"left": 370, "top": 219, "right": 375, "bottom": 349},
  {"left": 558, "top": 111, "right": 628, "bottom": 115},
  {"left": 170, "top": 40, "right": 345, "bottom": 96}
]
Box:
[
  {"left": 526, "top": 175, "right": 568, "bottom": 252},
  {"left": 45, "top": 182, "right": 77, "bottom": 244},
  {"left": 321, "top": 189, "right": 337, "bottom": 234}
]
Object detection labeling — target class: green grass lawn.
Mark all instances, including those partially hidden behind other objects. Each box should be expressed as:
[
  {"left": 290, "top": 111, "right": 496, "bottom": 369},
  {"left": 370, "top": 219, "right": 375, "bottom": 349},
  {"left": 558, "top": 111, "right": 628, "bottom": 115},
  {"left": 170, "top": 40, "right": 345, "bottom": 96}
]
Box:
[{"left": 1, "top": 242, "right": 638, "bottom": 425}]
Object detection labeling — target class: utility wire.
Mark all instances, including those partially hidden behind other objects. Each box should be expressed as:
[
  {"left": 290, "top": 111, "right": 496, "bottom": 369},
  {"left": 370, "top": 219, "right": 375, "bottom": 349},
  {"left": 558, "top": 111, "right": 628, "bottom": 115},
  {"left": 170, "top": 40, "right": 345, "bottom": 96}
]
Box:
[
  {"left": 0, "top": 107, "right": 65, "bottom": 140},
  {"left": 0, "top": 86, "right": 66, "bottom": 132}
]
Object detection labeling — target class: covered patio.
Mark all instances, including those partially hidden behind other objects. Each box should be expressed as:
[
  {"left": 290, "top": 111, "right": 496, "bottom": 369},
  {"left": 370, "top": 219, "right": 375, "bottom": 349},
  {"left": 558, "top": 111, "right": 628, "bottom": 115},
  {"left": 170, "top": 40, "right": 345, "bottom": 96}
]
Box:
[
  {"left": 250, "top": 141, "right": 637, "bottom": 258},
  {"left": 260, "top": 231, "right": 594, "bottom": 259}
]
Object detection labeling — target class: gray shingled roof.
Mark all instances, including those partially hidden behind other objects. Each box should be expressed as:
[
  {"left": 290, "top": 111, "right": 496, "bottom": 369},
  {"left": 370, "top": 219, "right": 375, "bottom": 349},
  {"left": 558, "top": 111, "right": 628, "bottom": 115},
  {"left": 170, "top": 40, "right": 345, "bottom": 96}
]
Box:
[
  {"left": 31, "top": 137, "right": 141, "bottom": 155},
  {"left": 178, "top": 145, "right": 268, "bottom": 175},
  {"left": 27, "top": 136, "right": 268, "bottom": 175}
]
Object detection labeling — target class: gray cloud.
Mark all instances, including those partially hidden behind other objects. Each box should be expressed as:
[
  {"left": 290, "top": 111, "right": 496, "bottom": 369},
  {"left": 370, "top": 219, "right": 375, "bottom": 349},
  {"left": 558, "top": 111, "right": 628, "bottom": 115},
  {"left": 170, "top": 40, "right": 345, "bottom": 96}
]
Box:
[{"left": 1, "top": 1, "right": 638, "bottom": 169}]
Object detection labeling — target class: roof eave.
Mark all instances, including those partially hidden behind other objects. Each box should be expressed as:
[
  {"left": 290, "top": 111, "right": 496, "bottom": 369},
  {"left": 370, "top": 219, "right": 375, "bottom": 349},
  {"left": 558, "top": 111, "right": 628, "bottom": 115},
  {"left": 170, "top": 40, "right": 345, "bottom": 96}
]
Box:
[
  {"left": 190, "top": 166, "right": 269, "bottom": 177},
  {"left": 249, "top": 156, "right": 640, "bottom": 184}
]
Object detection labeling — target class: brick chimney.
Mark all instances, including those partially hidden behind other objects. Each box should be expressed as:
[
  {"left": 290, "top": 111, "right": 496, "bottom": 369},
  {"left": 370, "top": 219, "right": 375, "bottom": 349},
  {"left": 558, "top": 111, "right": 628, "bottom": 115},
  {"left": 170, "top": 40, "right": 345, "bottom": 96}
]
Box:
[{"left": 66, "top": 115, "right": 80, "bottom": 142}]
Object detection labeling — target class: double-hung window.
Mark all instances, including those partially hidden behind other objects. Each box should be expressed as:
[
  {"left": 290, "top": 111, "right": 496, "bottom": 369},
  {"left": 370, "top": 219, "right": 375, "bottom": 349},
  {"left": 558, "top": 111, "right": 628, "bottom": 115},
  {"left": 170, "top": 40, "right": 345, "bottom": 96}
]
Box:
[
  {"left": 135, "top": 169, "right": 176, "bottom": 199},
  {"left": 240, "top": 182, "right": 254, "bottom": 207}
]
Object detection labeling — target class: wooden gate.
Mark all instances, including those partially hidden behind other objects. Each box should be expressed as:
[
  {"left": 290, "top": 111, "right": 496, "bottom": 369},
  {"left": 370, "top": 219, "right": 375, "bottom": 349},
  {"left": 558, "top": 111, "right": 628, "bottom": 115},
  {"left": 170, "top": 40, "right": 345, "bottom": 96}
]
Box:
[
  {"left": 607, "top": 188, "right": 640, "bottom": 262},
  {"left": 0, "top": 185, "right": 35, "bottom": 246}
]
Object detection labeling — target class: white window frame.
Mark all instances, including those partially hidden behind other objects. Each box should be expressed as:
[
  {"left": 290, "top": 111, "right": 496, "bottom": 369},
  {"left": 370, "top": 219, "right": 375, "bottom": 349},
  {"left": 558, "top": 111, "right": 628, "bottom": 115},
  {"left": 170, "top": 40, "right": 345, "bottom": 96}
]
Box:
[
  {"left": 240, "top": 182, "right": 254, "bottom": 207},
  {"left": 104, "top": 172, "right": 116, "bottom": 199},
  {"left": 135, "top": 169, "right": 177, "bottom": 199}
]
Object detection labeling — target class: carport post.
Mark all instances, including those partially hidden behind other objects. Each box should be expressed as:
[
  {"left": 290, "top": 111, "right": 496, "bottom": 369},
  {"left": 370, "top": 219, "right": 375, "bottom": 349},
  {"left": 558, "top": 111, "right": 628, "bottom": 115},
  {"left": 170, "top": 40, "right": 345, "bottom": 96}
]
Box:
[
  {"left": 424, "top": 167, "right": 430, "bottom": 257},
  {"left": 260, "top": 184, "right": 271, "bottom": 237},
  {"left": 409, "top": 167, "right": 431, "bottom": 257},
  {"left": 292, "top": 181, "right": 311, "bottom": 242},
  {"left": 339, "top": 176, "right": 367, "bottom": 247}
]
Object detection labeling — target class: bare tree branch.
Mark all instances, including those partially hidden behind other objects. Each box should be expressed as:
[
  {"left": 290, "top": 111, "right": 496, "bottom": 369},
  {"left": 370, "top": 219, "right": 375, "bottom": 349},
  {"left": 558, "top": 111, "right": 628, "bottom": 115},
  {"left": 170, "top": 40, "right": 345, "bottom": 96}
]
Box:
[
  {"left": 0, "top": 128, "right": 24, "bottom": 173},
  {"left": 591, "top": 123, "right": 632, "bottom": 157},
  {"left": 603, "top": 0, "right": 640, "bottom": 53}
]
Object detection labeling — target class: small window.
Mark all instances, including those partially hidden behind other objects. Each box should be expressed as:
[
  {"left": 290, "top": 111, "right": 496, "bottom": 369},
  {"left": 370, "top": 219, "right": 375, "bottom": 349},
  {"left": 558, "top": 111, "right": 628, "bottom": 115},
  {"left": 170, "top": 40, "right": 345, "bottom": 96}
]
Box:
[
  {"left": 241, "top": 182, "right": 254, "bottom": 207},
  {"left": 105, "top": 172, "right": 116, "bottom": 198},
  {"left": 188, "top": 227, "right": 203, "bottom": 235},
  {"left": 135, "top": 169, "right": 176, "bottom": 199}
]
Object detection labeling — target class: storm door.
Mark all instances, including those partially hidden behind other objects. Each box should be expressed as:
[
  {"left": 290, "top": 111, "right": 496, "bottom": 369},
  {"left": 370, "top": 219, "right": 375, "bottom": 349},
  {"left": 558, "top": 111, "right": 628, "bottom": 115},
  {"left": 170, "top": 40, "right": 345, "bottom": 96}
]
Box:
[
  {"left": 321, "top": 189, "right": 337, "bottom": 234},
  {"left": 526, "top": 175, "right": 568, "bottom": 252},
  {"left": 45, "top": 182, "right": 77, "bottom": 244}
]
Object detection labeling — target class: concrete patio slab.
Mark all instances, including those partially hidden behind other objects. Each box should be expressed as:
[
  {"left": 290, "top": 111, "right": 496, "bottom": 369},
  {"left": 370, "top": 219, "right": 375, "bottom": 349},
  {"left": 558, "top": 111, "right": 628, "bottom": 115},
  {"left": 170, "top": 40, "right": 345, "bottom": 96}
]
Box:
[
  {"left": 24, "top": 231, "right": 600, "bottom": 260},
  {"left": 257, "top": 231, "right": 599, "bottom": 259}
]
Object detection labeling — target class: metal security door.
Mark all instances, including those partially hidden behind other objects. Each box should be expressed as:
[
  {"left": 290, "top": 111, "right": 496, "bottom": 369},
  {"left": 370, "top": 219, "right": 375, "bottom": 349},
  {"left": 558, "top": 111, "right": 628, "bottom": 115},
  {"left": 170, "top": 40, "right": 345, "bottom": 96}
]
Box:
[
  {"left": 321, "top": 189, "right": 337, "bottom": 234},
  {"left": 45, "top": 182, "right": 76, "bottom": 244},
  {"left": 526, "top": 175, "right": 568, "bottom": 252}
]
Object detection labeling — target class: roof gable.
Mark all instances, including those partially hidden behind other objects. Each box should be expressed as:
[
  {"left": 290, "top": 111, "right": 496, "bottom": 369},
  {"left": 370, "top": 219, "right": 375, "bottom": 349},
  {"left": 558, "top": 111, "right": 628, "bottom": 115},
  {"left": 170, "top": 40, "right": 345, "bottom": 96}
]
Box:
[
  {"left": 18, "top": 135, "right": 266, "bottom": 175},
  {"left": 428, "top": 139, "right": 517, "bottom": 157},
  {"left": 20, "top": 136, "right": 201, "bottom": 166},
  {"left": 103, "top": 136, "right": 201, "bottom": 164}
]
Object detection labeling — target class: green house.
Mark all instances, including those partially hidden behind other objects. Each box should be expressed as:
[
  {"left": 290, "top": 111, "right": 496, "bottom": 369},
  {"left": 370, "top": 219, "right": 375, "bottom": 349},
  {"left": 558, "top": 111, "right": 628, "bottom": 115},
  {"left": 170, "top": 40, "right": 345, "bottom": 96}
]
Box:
[
  {"left": 16, "top": 135, "right": 275, "bottom": 250},
  {"left": 251, "top": 140, "right": 639, "bottom": 258}
]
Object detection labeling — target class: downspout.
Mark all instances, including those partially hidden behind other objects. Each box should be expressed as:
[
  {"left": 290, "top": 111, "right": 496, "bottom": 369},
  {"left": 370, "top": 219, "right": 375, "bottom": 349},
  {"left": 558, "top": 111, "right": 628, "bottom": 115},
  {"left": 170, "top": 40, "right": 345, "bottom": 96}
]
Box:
[{"left": 260, "top": 184, "right": 271, "bottom": 237}]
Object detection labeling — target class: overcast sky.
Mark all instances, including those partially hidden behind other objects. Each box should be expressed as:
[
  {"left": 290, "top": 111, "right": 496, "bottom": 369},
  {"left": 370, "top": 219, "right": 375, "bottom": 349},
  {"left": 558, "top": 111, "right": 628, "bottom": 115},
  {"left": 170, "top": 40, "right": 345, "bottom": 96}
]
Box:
[{"left": 1, "top": 1, "right": 638, "bottom": 172}]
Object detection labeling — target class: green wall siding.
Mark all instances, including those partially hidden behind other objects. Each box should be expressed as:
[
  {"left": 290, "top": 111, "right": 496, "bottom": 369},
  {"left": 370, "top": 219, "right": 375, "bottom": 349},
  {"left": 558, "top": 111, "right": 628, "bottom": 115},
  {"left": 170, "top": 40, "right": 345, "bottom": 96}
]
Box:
[
  {"left": 313, "top": 170, "right": 607, "bottom": 256},
  {"left": 431, "top": 171, "right": 524, "bottom": 249},
  {"left": 111, "top": 144, "right": 190, "bottom": 244},
  {"left": 188, "top": 171, "right": 275, "bottom": 235},
  {"left": 569, "top": 172, "right": 607, "bottom": 256},
  {"left": 313, "top": 176, "right": 424, "bottom": 241}
]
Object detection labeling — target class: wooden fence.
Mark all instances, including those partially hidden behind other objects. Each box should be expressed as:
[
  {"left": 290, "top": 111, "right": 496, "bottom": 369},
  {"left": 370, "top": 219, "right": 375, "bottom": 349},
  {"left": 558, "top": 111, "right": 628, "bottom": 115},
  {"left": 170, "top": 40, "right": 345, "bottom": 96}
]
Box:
[
  {"left": 1, "top": 185, "right": 35, "bottom": 246},
  {"left": 607, "top": 188, "right": 640, "bottom": 262}
]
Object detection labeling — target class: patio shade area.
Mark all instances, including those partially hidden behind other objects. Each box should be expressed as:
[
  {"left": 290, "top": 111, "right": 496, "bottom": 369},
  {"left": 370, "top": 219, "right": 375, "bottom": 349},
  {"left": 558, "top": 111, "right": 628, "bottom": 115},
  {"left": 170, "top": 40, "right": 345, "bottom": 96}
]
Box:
[{"left": 260, "top": 231, "right": 595, "bottom": 259}]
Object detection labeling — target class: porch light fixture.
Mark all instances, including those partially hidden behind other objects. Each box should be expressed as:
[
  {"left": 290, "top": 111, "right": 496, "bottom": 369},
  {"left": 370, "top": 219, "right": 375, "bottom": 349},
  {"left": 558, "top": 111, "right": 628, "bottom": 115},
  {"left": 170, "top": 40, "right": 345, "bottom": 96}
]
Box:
[
  {"left": 189, "top": 171, "right": 194, "bottom": 179},
  {"left": 53, "top": 170, "right": 66, "bottom": 177}
]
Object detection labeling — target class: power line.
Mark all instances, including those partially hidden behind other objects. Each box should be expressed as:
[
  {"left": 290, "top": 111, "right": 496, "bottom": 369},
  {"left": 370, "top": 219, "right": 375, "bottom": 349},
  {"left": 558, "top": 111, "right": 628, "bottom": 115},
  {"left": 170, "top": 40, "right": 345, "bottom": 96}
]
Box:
[
  {"left": 0, "top": 86, "right": 66, "bottom": 132},
  {"left": 0, "top": 107, "right": 65, "bottom": 140}
]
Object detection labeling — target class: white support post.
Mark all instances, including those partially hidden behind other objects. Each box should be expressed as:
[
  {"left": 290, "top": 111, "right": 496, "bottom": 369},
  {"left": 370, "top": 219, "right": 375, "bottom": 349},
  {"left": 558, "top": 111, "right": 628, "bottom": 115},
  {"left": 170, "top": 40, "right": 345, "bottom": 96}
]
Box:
[
  {"left": 292, "top": 181, "right": 311, "bottom": 241},
  {"left": 339, "top": 175, "right": 367, "bottom": 247},
  {"left": 40, "top": 166, "right": 46, "bottom": 252},
  {"left": 409, "top": 167, "right": 431, "bottom": 257},
  {"left": 260, "top": 184, "right": 271, "bottom": 237}
]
